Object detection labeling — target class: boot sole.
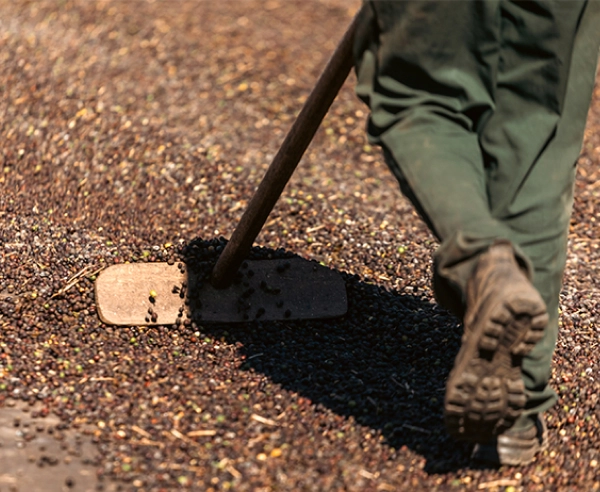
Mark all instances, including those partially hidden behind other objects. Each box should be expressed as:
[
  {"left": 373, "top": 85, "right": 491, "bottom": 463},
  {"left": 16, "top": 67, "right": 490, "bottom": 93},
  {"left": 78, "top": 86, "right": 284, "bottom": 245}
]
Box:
[{"left": 444, "top": 294, "right": 548, "bottom": 443}]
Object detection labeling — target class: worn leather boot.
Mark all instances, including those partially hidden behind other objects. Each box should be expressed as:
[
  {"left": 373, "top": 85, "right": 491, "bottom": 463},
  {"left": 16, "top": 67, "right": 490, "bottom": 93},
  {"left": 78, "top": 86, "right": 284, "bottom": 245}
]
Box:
[
  {"left": 471, "top": 415, "right": 548, "bottom": 466},
  {"left": 444, "top": 241, "right": 548, "bottom": 443}
]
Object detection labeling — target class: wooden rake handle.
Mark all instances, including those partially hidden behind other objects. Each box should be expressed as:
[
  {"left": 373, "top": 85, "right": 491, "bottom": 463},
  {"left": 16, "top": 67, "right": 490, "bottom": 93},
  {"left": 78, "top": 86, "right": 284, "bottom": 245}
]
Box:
[{"left": 210, "top": 6, "right": 363, "bottom": 289}]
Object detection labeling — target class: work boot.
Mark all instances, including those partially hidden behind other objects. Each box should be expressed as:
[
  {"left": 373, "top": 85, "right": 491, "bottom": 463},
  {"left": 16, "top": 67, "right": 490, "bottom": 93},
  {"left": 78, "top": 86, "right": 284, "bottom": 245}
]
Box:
[
  {"left": 471, "top": 415, "right": 548, "bottom": 466},
  {"left": 444, "top": 241, "right": 548, "bottom": 443}
]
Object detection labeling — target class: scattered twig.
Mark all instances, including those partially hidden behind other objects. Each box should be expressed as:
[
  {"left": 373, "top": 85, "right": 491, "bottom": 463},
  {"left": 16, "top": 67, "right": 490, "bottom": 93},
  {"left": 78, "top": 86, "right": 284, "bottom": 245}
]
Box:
[
  {"left": 247, "top": 434, "right": 267, "bottom": 448},
  {"left": 359, "top": 469, "right": 377, "bottom": 480},
  {"left": 251, "top": 414, "right": 278, "bottom": 426},
  {"left": 401, "top": 424, "right": 431, "bottom": 434},
  {"left": 131, "top": 425, "right": 152, "bottom": 439},
  {"left": 171, "top": 428, "right": 197, "bottom": 445},
  {"left": 391, "top": 376, "right": 413, "bottom": 394},
  {"left": 187, "top": 429, "right": 217, "bottom": 438},
  {"left": 306, "top": 224, "right": 325, "bottom": 233},
  {"left": 161, "top": 430, "right": 176, "bottom": 442},
  {"left": 51, "top": 264, "right": 104, "bottom": 299},
  {"left": 478, "top": 479, "right": 519, "bottom": 489},
  {"left": 226, "top": 465, "right": 242, "bottom": 479}
]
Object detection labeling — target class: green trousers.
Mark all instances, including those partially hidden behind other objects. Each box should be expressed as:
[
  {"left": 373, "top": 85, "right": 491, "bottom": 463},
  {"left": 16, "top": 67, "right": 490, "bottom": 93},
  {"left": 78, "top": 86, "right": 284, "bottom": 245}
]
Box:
[{"left": 354, "top": 1, "right": 600, "bottom": 418}]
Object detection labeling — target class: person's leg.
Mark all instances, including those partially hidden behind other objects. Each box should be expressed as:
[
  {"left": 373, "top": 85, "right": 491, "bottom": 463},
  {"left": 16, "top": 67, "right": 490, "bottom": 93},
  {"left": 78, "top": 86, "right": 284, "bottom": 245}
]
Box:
[
  {"left": 480, "top": 0, "right": 600, "bottom": 423},
  {"left": 471, "top": 1, "right": 600, "bottom": 459},
  {"left": 354, "top": 0, "right": 523, "bottom": 317},
  {"left": 354, "top": 0, "right": 600, "bottom": 452},
  {"left": 354, "top": 0, "right": 546, "bottom": 441}
]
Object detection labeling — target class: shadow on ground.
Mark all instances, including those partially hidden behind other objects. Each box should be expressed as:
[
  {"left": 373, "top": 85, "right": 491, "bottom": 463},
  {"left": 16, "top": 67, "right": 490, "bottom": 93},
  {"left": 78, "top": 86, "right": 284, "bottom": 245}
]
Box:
[{"left": 186, "top": 243, "right": 482, "bottom": 474}]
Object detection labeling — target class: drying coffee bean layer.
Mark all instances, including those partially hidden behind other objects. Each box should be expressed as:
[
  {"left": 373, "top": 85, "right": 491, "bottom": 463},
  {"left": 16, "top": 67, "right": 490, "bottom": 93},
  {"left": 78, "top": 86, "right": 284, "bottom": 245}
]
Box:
[{"left": 1, "top": 1, "right": 599, "bottom": 490}]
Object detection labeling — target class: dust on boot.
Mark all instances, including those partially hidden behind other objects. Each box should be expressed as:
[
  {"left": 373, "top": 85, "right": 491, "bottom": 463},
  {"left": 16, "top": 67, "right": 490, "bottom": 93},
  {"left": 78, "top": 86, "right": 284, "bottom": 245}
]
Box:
[{"left": 444, "top": 241, "right": 548, "bottom": 444}]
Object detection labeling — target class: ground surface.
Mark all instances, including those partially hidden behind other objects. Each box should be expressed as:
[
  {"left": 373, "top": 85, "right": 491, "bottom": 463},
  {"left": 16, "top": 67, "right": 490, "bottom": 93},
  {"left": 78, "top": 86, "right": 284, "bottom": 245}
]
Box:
[{"left": 0, "top": 1, "right": 599, "bottom": 491}]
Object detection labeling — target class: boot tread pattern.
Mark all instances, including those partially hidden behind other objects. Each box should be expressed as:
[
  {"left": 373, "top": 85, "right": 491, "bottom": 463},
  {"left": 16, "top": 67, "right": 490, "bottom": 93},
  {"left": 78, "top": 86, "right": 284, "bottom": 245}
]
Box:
[{"left": 445, "top": 296, "right": 547, "bottom": 442}]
